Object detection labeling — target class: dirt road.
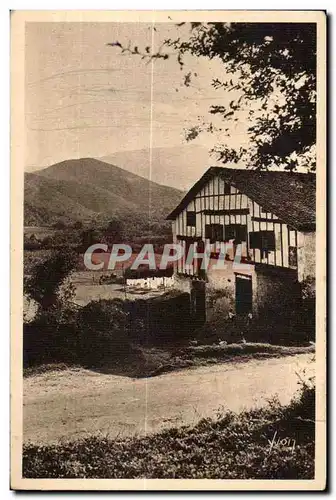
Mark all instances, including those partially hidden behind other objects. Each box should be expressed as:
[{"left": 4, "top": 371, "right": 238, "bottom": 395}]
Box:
[{"left": 23, "top": 354, "right": 314, "bottom": 444}]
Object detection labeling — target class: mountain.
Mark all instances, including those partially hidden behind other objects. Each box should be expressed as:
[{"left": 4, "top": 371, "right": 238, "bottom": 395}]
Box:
[
  {"left": 99, "top": 145, "right": 218, "bottom": 191},
  {"left": 24, "top": 158, "right": 184, "bottom": 227}
]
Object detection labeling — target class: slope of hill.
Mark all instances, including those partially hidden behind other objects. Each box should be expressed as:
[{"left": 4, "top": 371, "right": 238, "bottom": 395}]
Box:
[
  {"left": 99, "top": 146, "right": 217, "bottom": 191},
  {"left": 25, "top": 158, "right": 184, "bottom": 227}
]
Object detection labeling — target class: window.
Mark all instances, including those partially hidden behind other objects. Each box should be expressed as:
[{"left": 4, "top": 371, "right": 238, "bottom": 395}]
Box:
[
  {"left": 225, "top": 224, "right": 247, "bottom": 242},
  {"left": 249, "top": 232, "right": 261, "bottom": 249},
  {"left": 249, "top": 231, "right": 275, "bottom": 251},
  {"left": 205, "top": 224, "right": 224, "bottom": 243},
  {"left": 289, "top": 246, "right": 298, "bottom": 267},
  {"left": 224, "top": 182, "right": 231, "bottom": 195},
  {"left": 186, "top": 211, "right": 196, "bottom": 227},
  {"left": 262, "top": 232, "right": 275, "bottom": 251}
]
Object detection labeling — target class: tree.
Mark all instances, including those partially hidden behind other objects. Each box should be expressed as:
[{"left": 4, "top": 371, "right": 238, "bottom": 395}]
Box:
[
  {"left": 109, "top": 22, "right": 316, "bottom": 171},
  {"left": 105, "top": 218, "right": 124, "bottom": 244},
  {"left": 80, "top": 227, "right": 103, "bottom": 252},
  {"left": 53, "top": 220, "right": 67, "bottom": 230},
  {"left": 73, "top": 220, "right": 83, "bottom": 230},
  {"left": 24, "top": 248, "right": 77, "bottom": 312}
]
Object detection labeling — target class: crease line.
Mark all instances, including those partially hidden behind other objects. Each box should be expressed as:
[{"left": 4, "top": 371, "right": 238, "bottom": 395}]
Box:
[{"left": 144, "top": 14, "right": 155, "bottom": 492}]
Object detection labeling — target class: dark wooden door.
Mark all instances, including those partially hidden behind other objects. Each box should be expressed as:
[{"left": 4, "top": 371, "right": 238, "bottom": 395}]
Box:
[{"left": 235, "top": 275, "right": 252, "bottom": 315}]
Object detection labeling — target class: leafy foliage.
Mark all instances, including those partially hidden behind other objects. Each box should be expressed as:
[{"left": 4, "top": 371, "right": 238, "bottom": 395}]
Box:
[
  {"left": 23, "top": 244, "right": 132, "bottom": 368},
  {"left": 78, "top": 227, "right": 104, "bottom": 252},
  {"left": 24, "top": 247, "right": 78, "bottom": 312},
  {"left": 76, "top": 299, "right": 131, "bottom": 366},
  {"left": 104, "top": 218, "right": 124, "bottom": 244},
  {"left": 110, "top": 22, "right": 317, "bottom": 171}
]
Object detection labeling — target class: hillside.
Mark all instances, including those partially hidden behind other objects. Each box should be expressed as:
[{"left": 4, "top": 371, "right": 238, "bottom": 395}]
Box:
[
  {"left": 24, "top": 158, "right": 184, "bottom": 227},
  {"left": 99, "top": 145, "right": 218, "bottom": 191}
]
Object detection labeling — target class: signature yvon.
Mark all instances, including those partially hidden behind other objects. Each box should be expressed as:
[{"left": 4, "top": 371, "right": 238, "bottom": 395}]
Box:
[{"left": 268, "top": 431, "right": 296, "bottom": 454}]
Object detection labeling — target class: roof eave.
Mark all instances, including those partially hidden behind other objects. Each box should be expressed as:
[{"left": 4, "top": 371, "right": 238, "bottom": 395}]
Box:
[{"left": 166, "top": 166, "right": 221, "bottom": 220}]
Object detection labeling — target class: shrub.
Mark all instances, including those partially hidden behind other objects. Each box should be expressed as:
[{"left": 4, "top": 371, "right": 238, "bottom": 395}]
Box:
[
  {"left": 24, "top": 247, "right": 78, "bottom": 313},
  {"left": 76, "top": 299, "right": 131, "bottom": 366},
  {"left": 23, "top": 298, "right": 80, "bottom": 367},
  {"left": 24, "top": 299, "right": 132, "bottom": 369},
  {"left": 24, "top": 235, "right": 42, "bottom": 251},
  {"left": 24, "top": 248, "right": 80, "bottom": 367}
]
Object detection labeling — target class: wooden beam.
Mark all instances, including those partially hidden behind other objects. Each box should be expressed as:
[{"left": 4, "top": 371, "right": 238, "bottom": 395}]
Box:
[
  {"left": 251, "top": 216, "right": 284, "bottom": 223},
  {"left": 280, "top": 222, "right": 284, "bottom": 267},
  {"left": 176, "top": 235, "right": 203, "bottom": 242},
  {"left": 203, "top": 208, "right": 249, "bottom": 216},
  {"left": 251, "top": 200, "right": 256, "bottom": 263}
]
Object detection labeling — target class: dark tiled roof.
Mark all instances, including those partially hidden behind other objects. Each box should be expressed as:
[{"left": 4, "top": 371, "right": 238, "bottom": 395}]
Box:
[{"left": 166, "top": 167, "right": 316, "bottom": 231}]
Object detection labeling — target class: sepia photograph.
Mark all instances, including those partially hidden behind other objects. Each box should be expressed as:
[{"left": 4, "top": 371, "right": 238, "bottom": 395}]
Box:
[{"left": 11, "top": 10, "right": 326, "bottom": 490}]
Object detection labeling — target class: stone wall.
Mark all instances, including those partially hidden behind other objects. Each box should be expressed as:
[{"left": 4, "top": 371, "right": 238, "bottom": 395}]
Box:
[
  {"left": 207, "top": 258, "right": 257, "bottom": 321},
  {"left": 171, "top": 256, "right": 306, "bottom": 342},
  {"left": 127, "top": 291, "right": 193, "bottom": 344},
  {"left": 254, "top": 266, "right": 301, "bottom": 338},
  {"left": 297, "top": 231, "right": 316, "bottom": 282},
  {"left": 172, "top": 259, "right": 257, "bottom": 328}
]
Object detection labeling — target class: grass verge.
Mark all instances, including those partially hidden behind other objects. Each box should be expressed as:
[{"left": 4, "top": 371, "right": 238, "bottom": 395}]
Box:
[
  {"left": 24, "top": 342, "right": 315, "bottom": 378},
  {"left": 147, "top": 342, "right": 315, "bottom": 377}
]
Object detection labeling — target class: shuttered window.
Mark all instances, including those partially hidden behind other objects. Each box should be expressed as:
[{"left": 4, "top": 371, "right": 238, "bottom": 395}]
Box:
[
  {"left": 186, "top": 211, "right": 196, "bottom": 227},
  {"left": 249, "top": 231, "right": 275, "bottom": 251},
  {"left": 205, "top": 224, "right": 224, "bottom": 243},
  {"left": 225, "top": 224, "right": 247, "bottom": 242},
  {"left": 249, "top": 231, "right": 261, "bottom": 249}
]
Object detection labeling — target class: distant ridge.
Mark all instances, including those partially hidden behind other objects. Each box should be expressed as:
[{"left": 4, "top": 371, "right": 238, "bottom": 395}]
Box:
[
  {"left": 24, "top": 157, "right": 184, "bottom": 227},
  {"left": 98, "top": 145, "right": 217, "bottom": 190}
]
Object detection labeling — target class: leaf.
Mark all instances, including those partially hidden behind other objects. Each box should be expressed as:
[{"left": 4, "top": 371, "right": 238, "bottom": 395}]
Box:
[{"left": 106, "top": 41, "right": 122, "bottom": 48}]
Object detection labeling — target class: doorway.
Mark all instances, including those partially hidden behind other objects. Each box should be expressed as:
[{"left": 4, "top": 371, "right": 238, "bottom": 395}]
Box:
[{"left": 235, "top": 274, "right": 252, "bottom": 315}]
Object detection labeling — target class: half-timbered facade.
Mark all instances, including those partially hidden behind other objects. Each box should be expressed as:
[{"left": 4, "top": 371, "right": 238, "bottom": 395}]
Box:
[{"left": 167, "top": 167, "right": 316, "bottom": 323}]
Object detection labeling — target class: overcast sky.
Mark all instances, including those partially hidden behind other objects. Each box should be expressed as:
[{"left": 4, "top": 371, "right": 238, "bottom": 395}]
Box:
[{"left": 25, "top": 22, "right": 251, "bottom": 170}]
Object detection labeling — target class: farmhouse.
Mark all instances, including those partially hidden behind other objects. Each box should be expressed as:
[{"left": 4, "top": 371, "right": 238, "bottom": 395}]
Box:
[{"left": 166, "top": 167, "right": 316, "bottom": 328}]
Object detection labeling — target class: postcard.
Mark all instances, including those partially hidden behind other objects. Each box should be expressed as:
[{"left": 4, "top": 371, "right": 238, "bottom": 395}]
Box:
[{"left": 11, "top": 10, "right": 326, "bottom": 491}]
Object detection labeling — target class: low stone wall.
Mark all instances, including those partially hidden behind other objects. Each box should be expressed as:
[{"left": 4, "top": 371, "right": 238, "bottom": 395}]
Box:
[{"left": 126, "top": 291, "right": 194, "bottom": 343}]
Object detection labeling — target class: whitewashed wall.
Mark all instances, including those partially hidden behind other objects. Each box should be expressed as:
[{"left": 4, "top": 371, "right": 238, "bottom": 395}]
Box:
[{"left": 126, "top": 276, "right": 175, "bottom": 290}]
